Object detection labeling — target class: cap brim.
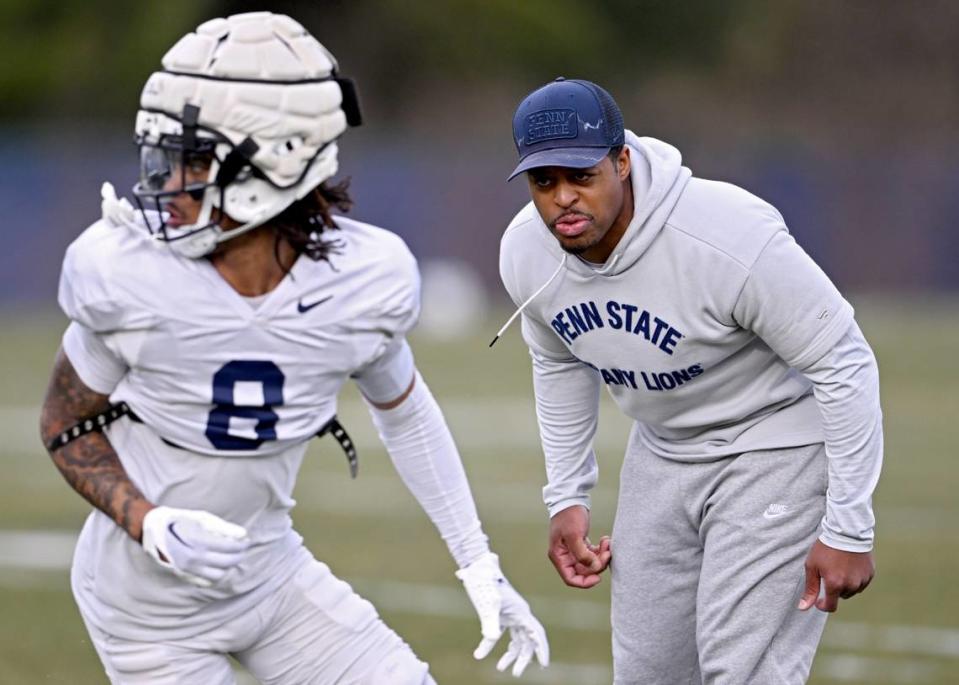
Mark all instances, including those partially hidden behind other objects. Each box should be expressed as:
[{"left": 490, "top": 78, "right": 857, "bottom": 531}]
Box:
[{"left": 507, "top": 147, "right": 610, "bottom": 181}]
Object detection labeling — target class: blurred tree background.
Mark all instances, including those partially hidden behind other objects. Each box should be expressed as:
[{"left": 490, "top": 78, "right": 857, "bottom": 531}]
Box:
[
  {"left": 5, "top": 0, "right": 957, "bottom": 140},
  {"left": 1, "top": 0, "right": 957, "bottom": 301}
]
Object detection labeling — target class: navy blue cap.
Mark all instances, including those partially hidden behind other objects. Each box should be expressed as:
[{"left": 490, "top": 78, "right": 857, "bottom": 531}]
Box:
[{"left": 508, "top": 77, "right": 625, "bottom": 181}]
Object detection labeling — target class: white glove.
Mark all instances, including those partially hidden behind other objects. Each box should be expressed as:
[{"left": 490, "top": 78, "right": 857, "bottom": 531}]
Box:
[
  {"left": 141, "top": 506, "right": 250, "bottom": 588},
  {"left": 455, "top": 552, "right": 550, "bottom": 677}
]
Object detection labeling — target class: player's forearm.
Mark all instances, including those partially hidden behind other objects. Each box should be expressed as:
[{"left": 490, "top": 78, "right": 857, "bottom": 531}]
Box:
[
  {"left": 366, "top": 371, "right": 490, "bottom": 568},
  {"left": 802, "top": 323, "right": 883, "bottom": 552},
  {"left": 39, "top": 349, "right": 153, "bottom": 541},
  {"left": 531, "top": 352, "right": 602, "bottom": 517}
]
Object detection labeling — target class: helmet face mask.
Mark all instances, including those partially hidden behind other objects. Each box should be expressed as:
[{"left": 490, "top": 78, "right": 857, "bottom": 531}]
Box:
[
  {"left": 132, "top": 112, "right": 233, "bottom": 257},
  {"left": 137, "top": 138, "right": 217, "bottom": 199},
  {"left": 129, "top": 12, "right": 362, "bottom": 259}
]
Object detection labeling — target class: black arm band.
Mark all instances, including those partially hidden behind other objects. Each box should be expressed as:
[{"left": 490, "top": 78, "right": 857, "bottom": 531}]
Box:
[
  {"left": 46, "top": 403, "right": 359, "bottom": 479},
  {"left": 45, "top": 402, "right": 136, "bottom": 452}
]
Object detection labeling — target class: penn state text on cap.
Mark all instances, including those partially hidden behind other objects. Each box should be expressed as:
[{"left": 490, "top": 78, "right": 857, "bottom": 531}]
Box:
[{"left": 508, "top": 77, "right": 625, "bottom": 181}]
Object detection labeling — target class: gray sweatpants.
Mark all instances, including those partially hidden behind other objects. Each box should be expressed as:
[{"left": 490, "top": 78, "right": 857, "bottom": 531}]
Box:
[{"left": 610, "top": 428, "right": 829, "bottom": 684}]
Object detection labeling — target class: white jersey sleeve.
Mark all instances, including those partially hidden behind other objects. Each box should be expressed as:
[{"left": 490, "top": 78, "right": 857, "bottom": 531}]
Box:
[
  {"left": 348, "top": 232, "right": 422, "bottom": 371},
  {"left": 349, "top": 233, "right": 420, "bottom": 402},
  {"left": 352, "top": 338, "right": 416, "bottom": 404},
  {"left": 58, "top": 220, "right": 156, "bottom": 334},
  {"left": 61, "top": 322, "right": 128, "bottom": 395},
  {"left": 58, "top": 223, "right": 119, "bottom": 332},
  {"left": 58, "top": 220, "right": 149, "bottom": 394}
]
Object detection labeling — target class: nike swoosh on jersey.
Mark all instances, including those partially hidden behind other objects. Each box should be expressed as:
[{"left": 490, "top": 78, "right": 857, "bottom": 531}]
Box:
[{"left": 297, "top": 294, "right": 334, "bottom": 313}]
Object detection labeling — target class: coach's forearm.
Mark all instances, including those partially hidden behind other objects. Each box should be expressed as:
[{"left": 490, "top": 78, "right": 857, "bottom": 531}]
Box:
[
  {"left": 531, "top": 352, "right": 602, "bottom": 517},
  {"left": 39, "top": 348, "right": 153, "bottom": 542},
  {"left": 803, "top": 323, "right": 883, "bottom": 552}
]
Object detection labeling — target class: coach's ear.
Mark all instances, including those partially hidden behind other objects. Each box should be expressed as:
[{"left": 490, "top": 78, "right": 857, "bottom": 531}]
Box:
[{"left": 617, "top": 147, "right": 631, "bottom": 181}]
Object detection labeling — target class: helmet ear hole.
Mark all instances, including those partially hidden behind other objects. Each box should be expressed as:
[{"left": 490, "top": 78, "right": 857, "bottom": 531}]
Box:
[{"left": 275, "top": 137, "right": 302, "bottom": 156}]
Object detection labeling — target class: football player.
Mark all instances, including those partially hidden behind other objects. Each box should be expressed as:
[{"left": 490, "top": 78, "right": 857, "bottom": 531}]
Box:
[{"left": 39, "top": 12, "right": 547, "bottom": 684}]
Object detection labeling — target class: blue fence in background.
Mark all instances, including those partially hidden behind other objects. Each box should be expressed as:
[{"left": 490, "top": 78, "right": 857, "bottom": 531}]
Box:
[{"left": 2, "top": 127, "right": 956, "bottom": 307}]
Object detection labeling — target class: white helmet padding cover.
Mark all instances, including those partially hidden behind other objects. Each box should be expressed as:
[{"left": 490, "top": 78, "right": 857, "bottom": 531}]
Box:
[{"left": 133, "top": 12, "right": 361, "bottom": 257}]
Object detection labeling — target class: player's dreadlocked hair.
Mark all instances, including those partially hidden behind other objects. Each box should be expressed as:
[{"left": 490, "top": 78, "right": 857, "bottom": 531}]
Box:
[{"left": 271, "top": 178, "right": 353, "bottom": 265}]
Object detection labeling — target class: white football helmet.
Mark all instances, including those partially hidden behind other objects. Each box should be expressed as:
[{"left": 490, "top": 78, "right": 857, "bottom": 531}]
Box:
[{"left": 132, "top": 12, "right": 362, "bottom": 258}]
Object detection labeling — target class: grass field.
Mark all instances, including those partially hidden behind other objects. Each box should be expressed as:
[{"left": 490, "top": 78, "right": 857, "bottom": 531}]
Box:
[{"left": 1, "top": 296, "right": 957, "bottom": 684}]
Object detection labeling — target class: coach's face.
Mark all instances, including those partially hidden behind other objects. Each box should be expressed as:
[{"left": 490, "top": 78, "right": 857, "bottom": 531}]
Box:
[{"left": 526, "top": 147, "right": 633, "bottom": 263}]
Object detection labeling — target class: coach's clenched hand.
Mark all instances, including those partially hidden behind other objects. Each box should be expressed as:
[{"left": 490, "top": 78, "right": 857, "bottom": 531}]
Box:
[
  {"left": 798, "top": 540, "right": 874, "bottom": 612},
  {"left": 548, "top": 505, "right": 611, "bottom": 589}
]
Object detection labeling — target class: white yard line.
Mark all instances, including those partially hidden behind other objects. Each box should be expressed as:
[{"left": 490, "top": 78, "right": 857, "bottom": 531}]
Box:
[
  {"left": 815, "top": 653, "right": 942, "bottom": 683},
  {"left": 824, "top": 621, "right": 959, "bottom": 661},
  {"left": 293, "top": 471, "right": 614, "bottom": 522},
  {"left": 0, "top": 530, "right": 76, "bottom": 569},
  {"left": 2, "top": 529, "right": 958, "bottom": 667},
  {"left": 349, "top": 578, "right": 610, "bottom": 633},
  {"left": 501, "top": 663, "right": 612, "bottom": 684},
  {"left": 4, "top": 404, "right": 956, "bottom": 536},
  {"left": 232, "top": 661, "right": 609, "bottom": 685}
]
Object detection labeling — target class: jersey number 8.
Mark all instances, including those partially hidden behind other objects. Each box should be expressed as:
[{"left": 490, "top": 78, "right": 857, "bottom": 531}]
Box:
[{"left": 205, "top": 360, "right": 285, "bottom": 450}]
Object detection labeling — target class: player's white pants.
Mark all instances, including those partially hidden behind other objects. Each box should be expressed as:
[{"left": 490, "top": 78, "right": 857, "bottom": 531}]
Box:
[{"left": 81, "top": 557, "right": 436, "bottom": 685}]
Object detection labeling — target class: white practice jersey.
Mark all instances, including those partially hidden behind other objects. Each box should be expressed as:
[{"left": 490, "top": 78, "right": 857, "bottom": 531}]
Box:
[
  {"left": 60, "top": 214, "right": 419, "bottom": 456},
  {"left": 58, "top": 210, "right": 420, "bottom": 640}
]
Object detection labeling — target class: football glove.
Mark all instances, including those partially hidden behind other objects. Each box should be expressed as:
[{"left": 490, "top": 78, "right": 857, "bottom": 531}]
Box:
[
  {"left": 455, "top": 552, "right": 550, "bottom": 677},
  {"left": 141, "top": 506, "right": 250, "bottom": 588}
]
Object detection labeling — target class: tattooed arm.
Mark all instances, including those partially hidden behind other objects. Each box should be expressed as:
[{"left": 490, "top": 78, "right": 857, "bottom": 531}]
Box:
[{"left": 39, "top": 348, "right": 154, "bottom": 542}]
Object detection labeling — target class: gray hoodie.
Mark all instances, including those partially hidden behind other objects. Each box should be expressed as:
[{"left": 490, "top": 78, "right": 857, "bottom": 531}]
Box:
[{"left": 499, "top": 131, "right": 881, "bottom": 552}]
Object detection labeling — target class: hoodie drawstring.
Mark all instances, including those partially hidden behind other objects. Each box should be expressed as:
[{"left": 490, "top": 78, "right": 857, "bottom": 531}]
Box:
[{"left": 489, "top": 254, "right": 567, "bottom": 347}]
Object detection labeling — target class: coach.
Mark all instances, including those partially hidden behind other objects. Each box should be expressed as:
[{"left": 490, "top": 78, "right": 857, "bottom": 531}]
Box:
[{"left": 497, "top": 77, "right": 882, "bottom": 683}]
